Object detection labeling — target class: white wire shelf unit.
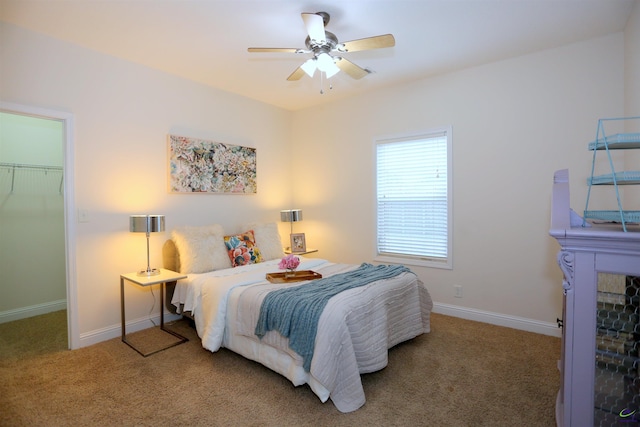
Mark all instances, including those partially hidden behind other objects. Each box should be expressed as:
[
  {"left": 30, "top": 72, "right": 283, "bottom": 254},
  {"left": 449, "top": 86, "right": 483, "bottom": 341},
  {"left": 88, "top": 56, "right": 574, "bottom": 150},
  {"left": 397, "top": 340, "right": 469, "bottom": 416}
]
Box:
[{"left": 584, "top": 117, "right": 640, "bottom": 232}]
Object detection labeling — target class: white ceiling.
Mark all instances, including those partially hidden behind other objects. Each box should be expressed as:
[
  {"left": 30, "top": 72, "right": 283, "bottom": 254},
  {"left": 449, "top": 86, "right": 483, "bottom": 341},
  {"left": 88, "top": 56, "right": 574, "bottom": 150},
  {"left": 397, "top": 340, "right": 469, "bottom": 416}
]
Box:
[{"left": 1, "top": 0, "right": 635, "bottom": 111}]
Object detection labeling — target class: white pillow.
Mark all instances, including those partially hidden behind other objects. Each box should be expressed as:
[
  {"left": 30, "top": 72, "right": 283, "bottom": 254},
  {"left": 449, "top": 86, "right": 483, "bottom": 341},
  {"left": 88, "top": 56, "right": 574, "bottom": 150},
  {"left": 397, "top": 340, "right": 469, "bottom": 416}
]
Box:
[
  {"left": 244, "top": 222, "right": 285, "bottom": 261},
  {"left": 171, "top": 224, "right": 231, "bottom": 273}
]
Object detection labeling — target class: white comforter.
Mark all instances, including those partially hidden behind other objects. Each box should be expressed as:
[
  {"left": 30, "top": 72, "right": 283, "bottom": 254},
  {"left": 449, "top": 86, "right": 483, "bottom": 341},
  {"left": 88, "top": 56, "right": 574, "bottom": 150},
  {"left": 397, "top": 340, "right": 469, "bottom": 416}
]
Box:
[{"left": 172, "top": 258, "right": 433, "bottom": 412}]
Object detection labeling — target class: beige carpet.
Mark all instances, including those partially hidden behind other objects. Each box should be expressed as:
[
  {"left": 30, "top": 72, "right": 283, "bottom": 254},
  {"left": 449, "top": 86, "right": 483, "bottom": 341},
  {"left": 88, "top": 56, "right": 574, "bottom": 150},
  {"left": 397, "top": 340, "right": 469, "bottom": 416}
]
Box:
[
  {"left": 0, "top": 311, "right": 560, "bottom": 426},
  {"left": 0, "top": 310, "right": 67, "bottom": 359}
]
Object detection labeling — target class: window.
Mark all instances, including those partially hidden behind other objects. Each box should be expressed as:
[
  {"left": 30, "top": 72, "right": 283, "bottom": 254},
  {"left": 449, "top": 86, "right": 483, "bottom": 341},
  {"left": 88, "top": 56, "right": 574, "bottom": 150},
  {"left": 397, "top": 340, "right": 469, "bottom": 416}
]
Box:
[{"left": 375, "top": 127, "right": 452, "bottom": 269}]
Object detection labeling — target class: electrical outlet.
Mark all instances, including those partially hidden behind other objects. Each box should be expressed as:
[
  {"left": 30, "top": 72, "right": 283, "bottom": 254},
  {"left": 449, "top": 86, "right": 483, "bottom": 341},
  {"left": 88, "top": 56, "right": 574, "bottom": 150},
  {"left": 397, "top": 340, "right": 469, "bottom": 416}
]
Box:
[{"left": 454, "top": 285, "right": 463, "bottom": 298}]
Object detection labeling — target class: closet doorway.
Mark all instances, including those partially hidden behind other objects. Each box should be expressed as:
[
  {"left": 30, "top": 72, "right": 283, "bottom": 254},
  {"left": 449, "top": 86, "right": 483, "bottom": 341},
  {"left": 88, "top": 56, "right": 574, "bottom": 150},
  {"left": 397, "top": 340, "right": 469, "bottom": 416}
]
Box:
[{"left": 0, "top": 104, "right": 77, "bottom": 351}]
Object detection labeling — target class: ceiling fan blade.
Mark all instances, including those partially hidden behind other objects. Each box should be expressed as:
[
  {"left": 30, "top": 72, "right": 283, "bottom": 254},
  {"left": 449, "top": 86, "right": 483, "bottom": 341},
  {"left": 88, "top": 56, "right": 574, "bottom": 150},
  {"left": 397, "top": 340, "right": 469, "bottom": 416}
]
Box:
[
  {"left": 301, "top": 13, "right": 326, "bottom": 42},
  {"left": 335, "top": 57, "right": 370, "bottom": 80},
  {"left": 287, "top": 66, "right": 306, "bottom": 81},
  {"left": 338, "top": 34, "right": 395, "bottom": 52},
  {"left": 248, "top": 47, "right": 305, "bottom": 53}
]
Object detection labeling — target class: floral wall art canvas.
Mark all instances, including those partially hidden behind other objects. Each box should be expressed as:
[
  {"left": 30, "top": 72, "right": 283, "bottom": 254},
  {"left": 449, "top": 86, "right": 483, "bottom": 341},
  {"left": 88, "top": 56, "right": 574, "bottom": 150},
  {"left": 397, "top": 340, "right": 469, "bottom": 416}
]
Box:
[{"left": 168, "top": 135, "right": 257, "bottom": 194}]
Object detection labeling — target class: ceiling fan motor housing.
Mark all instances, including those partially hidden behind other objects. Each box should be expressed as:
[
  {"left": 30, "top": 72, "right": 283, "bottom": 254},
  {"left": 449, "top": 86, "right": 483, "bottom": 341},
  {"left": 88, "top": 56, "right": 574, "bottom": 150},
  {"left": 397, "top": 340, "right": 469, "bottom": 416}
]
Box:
[
  {"left": 305, "top": 31, "right": 338, "bottom": 56},
  {"left": 316, "top": 11, "right": 330, "bottom": 26}
]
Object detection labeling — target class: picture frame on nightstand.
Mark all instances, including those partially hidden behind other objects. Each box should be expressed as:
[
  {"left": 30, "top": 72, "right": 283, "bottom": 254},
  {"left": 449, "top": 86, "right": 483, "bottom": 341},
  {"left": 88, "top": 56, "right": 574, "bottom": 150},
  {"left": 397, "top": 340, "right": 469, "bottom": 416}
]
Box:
[{"left": 290, "top": 233, "right": 306, "bottom": 253}]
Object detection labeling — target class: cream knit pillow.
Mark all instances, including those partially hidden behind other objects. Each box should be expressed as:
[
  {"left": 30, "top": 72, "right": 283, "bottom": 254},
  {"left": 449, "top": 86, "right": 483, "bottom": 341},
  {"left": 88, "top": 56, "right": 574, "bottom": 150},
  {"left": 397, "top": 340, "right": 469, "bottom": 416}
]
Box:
[
  {"left": 171, "top": 224, "right": 231, "bottom": 273},
  {"left": 244, "top": 222, "right": 285, "bottom": 261}
]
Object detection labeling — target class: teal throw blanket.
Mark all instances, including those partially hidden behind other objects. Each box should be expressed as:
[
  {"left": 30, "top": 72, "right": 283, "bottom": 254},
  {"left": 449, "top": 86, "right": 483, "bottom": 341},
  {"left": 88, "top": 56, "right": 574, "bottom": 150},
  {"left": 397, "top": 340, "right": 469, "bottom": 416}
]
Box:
[{"left": 254, "top": 263, "right": 411, "bottom": 372}]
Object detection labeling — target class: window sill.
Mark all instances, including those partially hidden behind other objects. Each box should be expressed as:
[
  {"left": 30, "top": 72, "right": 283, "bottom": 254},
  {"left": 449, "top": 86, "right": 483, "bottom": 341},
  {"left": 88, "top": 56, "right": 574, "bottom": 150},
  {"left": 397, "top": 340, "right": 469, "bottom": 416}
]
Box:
[{"left": 374, "top": 254, "right": 452, "bottom": 270}]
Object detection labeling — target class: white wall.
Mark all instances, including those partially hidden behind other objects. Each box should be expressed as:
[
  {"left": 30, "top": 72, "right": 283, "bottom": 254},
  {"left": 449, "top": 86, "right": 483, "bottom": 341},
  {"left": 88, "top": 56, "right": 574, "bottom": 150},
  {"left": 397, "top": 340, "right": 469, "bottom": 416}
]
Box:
[
  {"left": 0, "top": 112, "right": 64, "bottom": 166},
  {"left": 624, "top": 0, "right": 640, "bottom": 197},
  {"left": 1, "top": 22, "right": 293, "bottom": 344},
  {"left": 626, "top": 0, "right": 640, "bottom": 118},
  {"left": 291, "top": 33, "right": 625, "bottom": 331}
]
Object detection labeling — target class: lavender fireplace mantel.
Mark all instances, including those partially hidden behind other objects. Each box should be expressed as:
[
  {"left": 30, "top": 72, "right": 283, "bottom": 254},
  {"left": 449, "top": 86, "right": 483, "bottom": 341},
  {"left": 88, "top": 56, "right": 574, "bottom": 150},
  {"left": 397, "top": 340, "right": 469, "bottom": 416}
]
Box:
[{"left": 550, "top": 169, "right": 640, "bottom": 427}]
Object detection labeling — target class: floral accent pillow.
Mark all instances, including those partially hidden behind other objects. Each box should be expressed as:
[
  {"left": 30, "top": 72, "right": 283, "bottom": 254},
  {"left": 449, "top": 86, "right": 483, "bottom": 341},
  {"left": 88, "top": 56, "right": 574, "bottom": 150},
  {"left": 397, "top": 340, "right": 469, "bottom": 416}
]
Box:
[{"left": 224, "top": 230, "right": 263, "bottom": 267}]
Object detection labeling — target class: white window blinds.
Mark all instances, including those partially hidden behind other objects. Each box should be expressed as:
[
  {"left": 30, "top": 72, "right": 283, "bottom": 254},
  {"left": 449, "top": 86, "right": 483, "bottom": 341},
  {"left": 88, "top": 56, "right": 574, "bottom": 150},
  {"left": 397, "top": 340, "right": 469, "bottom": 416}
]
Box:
[{"left": 376, "top": 129, "right": 451, "bottom": 267}]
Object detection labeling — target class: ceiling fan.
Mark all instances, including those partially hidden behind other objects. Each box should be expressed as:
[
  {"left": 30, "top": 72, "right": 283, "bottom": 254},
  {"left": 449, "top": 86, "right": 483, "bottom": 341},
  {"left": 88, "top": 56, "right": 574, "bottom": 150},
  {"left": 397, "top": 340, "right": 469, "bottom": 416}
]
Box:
[{"left": 248, "top": 11, "right": 395, "bottom": 83}]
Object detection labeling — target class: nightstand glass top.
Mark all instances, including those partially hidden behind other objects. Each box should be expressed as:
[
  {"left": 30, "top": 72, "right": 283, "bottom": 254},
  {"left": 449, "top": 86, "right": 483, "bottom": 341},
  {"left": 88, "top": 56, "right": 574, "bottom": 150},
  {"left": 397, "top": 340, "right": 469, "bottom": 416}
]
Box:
[
  {"left": 120, "top": 269, "right": 187, "bottom": 286},
  {"left": 284, "top": 248, "right": 318, "bottom": 255}
]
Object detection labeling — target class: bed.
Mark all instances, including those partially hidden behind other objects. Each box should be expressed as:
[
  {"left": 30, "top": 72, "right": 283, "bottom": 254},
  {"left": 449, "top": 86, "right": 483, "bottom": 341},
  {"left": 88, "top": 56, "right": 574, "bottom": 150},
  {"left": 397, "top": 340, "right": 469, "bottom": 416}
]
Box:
[{"left": 163, "top": 222, "right": 433, "bottom": 413}]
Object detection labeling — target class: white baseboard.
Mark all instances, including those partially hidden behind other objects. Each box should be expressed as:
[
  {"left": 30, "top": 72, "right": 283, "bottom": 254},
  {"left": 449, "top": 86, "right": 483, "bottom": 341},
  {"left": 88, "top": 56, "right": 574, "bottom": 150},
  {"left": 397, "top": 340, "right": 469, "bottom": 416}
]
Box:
[
  {"left": 0, "top": 299, "right": 67, "bottom": 324},
  {"left": 79, "top": 312, "right": 183, "bottom": 348},
  {"left": 78, "top": 304, "right": 559, "bottom": 348},
  {"left": 432, "top": 302, "right": 562, "bottom": 338}
]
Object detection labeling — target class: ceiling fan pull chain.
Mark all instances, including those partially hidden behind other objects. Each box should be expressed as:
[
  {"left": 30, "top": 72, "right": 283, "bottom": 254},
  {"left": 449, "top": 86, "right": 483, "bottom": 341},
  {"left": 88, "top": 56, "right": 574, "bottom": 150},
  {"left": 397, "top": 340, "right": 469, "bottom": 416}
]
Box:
[{"left": 318, "top": 71, "right": 333, "bottom": 95}]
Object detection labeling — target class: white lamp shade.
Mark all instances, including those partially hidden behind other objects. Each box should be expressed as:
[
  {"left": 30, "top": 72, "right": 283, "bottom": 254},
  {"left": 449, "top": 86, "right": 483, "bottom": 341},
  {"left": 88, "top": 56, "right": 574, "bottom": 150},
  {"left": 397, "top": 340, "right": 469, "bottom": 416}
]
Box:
[
  {"left": 301, "top": 54, "right": 340, "bottom": 79},
  {"left": 317, "top": 53, "right": 340, "bottom": 78},
  {"left": 301, "top": 59, "right": 317, "bottom": 78}
]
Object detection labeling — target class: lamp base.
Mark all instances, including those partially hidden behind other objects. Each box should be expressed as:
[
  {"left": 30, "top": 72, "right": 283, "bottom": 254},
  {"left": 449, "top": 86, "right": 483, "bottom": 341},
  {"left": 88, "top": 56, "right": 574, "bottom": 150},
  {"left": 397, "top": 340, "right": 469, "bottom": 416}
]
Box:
[{"left": 137, "top": 268, "right": 161, "bottom": 277}]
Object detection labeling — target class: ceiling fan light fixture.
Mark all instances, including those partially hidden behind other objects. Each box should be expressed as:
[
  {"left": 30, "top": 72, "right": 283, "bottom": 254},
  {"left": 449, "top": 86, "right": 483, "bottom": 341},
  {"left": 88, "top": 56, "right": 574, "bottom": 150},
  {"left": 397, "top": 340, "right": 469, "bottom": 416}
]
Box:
[
  {"left": 301, "top": 58, "right": 317, "bottom": 77},
  {"left": 317, "top": 53, "right": 340, "bottom": 78},
  {"left": 324, "top": 66, "right": 340, "bottom": 79}
]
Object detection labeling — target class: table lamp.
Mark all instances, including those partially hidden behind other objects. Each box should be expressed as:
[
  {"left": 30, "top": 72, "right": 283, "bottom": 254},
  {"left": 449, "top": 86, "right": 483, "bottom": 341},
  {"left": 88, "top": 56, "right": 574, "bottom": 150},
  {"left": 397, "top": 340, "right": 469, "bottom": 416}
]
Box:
[
  {"left": 130, "top": 214, "right": 165, "bottom": 276},
  {"left": 280, "top": 209, "right": 302, "bottom": 236}
]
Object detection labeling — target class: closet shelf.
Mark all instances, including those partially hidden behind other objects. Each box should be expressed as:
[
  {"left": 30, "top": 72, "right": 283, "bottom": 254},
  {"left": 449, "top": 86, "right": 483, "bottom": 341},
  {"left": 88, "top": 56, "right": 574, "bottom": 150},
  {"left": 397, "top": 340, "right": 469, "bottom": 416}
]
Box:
[{"left": 0, "top": 162, "right": 64, "bottom": 195}]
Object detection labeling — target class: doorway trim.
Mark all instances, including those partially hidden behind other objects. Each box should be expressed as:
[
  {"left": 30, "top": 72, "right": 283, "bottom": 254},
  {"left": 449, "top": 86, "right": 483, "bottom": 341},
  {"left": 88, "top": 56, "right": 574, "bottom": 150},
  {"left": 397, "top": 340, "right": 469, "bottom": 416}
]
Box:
[{"left": 0, "top": 101, "right": 79, "bottom": 349}]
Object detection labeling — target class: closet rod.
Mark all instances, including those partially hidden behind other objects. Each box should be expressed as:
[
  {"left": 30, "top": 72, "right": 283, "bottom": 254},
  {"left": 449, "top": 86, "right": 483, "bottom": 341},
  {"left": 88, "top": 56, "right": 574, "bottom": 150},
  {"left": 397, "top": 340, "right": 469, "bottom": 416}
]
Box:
[
  {"left": 0, "top": 162, "right": 64, "bottom": 194},
  {"left": 0, "top": 162, "right": 63, "bottom": 171}
]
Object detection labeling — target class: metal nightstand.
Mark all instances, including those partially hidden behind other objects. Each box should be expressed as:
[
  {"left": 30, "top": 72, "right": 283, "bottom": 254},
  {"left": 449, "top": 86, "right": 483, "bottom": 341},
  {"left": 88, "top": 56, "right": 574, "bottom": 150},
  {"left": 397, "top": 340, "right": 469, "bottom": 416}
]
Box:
[{"left": 120, "top": 269, "right": 188, "bottom": 357}]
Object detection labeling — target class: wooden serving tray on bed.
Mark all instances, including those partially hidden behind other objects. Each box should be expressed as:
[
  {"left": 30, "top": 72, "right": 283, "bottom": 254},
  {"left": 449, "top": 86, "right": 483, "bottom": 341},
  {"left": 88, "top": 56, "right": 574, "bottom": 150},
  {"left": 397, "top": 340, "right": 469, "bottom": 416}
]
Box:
[{"left": 266, "top": 270, "right": 322, "bottom": 283}]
